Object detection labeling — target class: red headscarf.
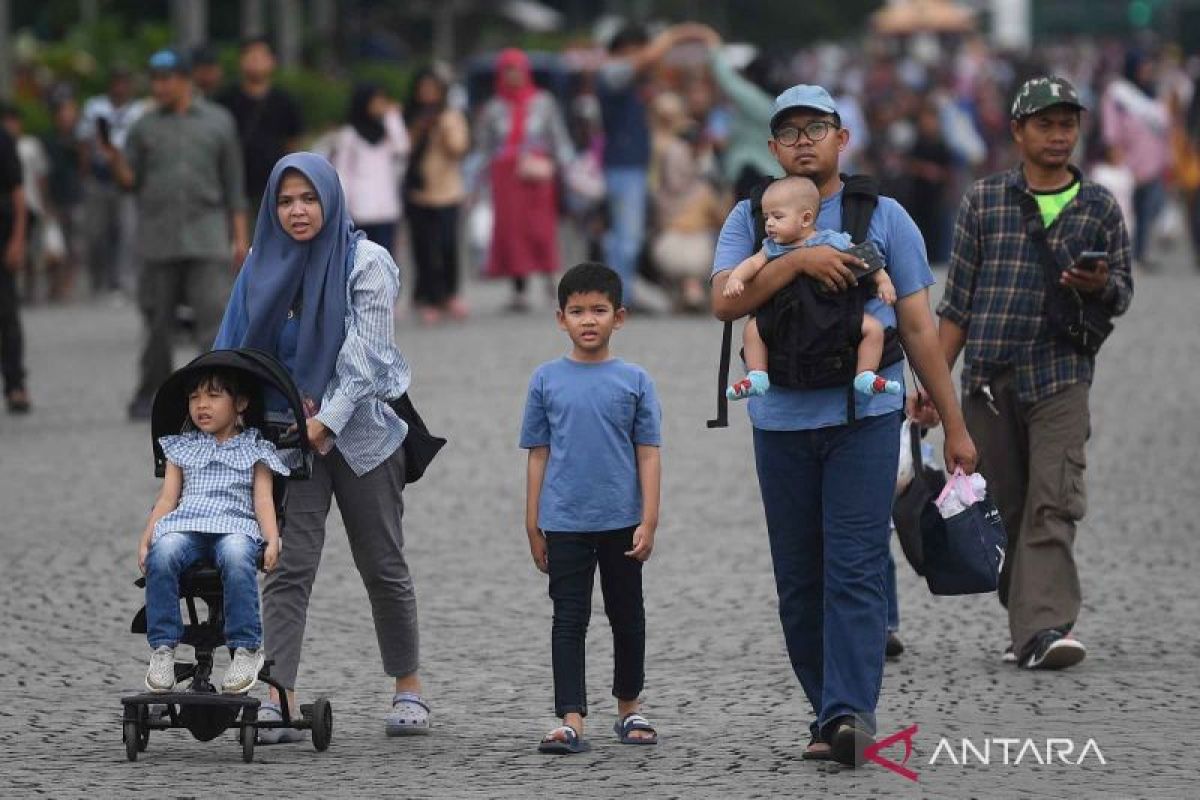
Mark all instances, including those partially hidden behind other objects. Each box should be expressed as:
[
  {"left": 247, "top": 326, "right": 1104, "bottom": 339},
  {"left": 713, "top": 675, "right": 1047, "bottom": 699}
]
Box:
[{"left": 494, "top": 48, "right": 536, "bottom": 154}]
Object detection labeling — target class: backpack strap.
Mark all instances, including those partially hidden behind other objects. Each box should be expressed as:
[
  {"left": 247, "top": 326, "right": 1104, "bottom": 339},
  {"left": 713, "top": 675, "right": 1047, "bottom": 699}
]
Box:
[
  {"left": 840, "top": 173, "right": 879, "bottom": 243},
  {"left": 838, "top": 174, "right": 880, "bottom": 423},
  {"left": 709, "top": 178, "right": 776, "bottom": 429}
]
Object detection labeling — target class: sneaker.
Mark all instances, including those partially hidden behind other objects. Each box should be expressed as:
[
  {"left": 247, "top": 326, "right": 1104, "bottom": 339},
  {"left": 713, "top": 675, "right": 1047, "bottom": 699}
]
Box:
[
  {"left": 145, "top": 645, "right": 176, "bottom": 693},
  {"left": 1019, "top": 629, "right": 1086, "bottom": 670},
  {"left": 885, "top": 631, "right": 905, "bottom": 659},
  {"left": 127, "top": 395, "right": 153, "bottom": 421},
  {"left": 1002, "top": 644, "right": 1017, "bottom": 664},
  {"left": 220, "top": 647, "right": 265, "bottom": 694},
  {"left": 5, "top": 388, "right": 31, "bottom": 414}
]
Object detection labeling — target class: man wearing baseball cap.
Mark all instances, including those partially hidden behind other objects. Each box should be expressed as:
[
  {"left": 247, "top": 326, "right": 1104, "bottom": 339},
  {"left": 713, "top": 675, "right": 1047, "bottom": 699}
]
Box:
[
  {"left": 103, "top": 47, "right": 248, "bottom": 419},
  {"left": 710, "top": 85, "right": 976, "bottom": 766},
  {"left": 938, "top": 77, "right": 1133, "bottom": 671}
]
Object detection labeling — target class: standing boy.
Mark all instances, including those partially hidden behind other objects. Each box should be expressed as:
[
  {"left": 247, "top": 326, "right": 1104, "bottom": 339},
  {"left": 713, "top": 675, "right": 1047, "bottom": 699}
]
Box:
[
  {"left": 520, "top": 262, "right": 662, "bottom": 754},
  {"left": 938, "top": 77, "right": 1133, "bottom": 670}
]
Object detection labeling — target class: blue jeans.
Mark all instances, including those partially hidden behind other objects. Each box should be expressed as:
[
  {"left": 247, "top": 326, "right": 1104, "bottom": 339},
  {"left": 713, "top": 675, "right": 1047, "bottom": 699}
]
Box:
[
  {"left": 886, "top": 549, "right": 900, "bottom": 632},
  {"left": 753, "top": 410, "right": 902, "bottom": 739},
  {"left": 602, "top": 167, "right": 648, "bottom": 302},
  {"left": 145, "top": 531, "right": 262, "bottom": 650}
]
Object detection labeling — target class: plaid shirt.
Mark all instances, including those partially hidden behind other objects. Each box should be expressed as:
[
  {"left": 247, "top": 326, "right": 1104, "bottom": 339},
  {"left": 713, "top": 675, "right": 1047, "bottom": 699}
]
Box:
[
  {"left": 938, "top": 166, "right": 1133, "bottom": 403},
  {"left": 153, "top": 429, "right": 289, "bottom": 543}
]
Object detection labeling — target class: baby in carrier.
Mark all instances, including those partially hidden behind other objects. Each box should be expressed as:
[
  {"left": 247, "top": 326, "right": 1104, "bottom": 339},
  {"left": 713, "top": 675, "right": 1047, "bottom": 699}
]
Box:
[{"left": 722, "top": 175, "right": 902, "bottom": 400}]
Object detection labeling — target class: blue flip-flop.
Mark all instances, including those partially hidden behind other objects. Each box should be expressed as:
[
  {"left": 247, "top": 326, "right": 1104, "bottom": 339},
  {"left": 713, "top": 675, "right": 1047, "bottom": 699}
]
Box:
[
  {"left": 538, "top": 725, "right": 590, "bottom": 754},
  {"left": 613, "top": 713, "right": 658, "bottom": 745}
]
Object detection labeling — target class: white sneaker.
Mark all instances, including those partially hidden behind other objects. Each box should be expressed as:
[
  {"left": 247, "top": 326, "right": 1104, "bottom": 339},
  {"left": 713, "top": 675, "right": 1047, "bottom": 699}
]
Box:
[
  {"left": 145, "top": 646, "right": 176, "bottom": 693},
  {"left": 221, "top": 647, "right": 265, "bottom": 694}
]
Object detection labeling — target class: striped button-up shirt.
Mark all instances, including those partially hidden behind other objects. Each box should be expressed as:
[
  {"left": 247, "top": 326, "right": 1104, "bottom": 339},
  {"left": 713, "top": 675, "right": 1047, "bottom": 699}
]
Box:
[
  {"left": 312, "top": 239, "right": 411, "bottom": 476},
  {"left": 938, "top": 166, "right": 1133, "bottom": 404}
]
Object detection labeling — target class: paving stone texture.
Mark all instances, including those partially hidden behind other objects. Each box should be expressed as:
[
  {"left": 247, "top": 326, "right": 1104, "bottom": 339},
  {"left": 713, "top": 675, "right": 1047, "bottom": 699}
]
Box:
[{"left": 1, "top": 253, "right": 1197, "bottom": 799}]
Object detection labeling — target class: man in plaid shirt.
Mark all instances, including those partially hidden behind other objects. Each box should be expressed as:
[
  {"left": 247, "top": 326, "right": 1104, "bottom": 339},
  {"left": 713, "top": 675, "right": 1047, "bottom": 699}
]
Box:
[{"left": 938, "top": 77, "right": 1133, "bottom": 671}]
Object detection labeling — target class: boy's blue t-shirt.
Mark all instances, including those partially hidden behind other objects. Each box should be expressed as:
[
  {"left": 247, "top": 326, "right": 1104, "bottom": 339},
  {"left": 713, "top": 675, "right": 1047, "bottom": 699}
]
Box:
[
  {"left": 712, "top": 185, "right": 935, "bottom": 431},
  {"left": 519, "top": 357, "right": 662, "bottom": 533}
]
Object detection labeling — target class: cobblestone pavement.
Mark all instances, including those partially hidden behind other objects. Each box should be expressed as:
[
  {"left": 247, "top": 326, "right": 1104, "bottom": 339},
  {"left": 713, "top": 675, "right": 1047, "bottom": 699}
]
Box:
[{"left": 1, "top": 255, "right": 1198, "bottom": 799}]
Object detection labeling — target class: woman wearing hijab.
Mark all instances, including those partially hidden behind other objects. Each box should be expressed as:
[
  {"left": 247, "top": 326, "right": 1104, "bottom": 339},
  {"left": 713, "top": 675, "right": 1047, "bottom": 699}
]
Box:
[
  {"left": 404, "top": 67, "right": 470, "bottom": 324},
  {"left": 214, "top": 152, "right": 430, "bottom": 740},
  {"left": 473, "top": 49, "right": 574, "bottom": 311},
  {"left": 330, "top": 83, "right": 410, "bottom": 253}
]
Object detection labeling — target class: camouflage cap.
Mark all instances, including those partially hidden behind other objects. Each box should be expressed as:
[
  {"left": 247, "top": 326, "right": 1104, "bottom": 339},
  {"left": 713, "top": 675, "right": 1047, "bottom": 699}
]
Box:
[{"left": 1011, "top": 76, "right": 1085, "bottom": 119}]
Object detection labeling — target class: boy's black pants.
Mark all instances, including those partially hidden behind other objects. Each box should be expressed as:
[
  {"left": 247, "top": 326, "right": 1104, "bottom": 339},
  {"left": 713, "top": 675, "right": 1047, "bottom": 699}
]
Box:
[{"left": 546, "top": 527, "right": 645, "bottom": 718}]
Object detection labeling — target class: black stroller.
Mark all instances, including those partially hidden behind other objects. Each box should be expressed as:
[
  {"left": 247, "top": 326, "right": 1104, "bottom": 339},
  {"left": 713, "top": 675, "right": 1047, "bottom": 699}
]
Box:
[{"left": 120, "top": 348, "right": 332, "bottom": 763}]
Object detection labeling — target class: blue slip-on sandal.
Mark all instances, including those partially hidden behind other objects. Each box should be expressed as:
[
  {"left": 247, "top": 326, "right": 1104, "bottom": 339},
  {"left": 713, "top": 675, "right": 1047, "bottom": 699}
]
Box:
[
  {"left": 613, "top": 713, "right": 658, "bottom": 745},
  {"left": 538, "top": 725, "right": 590, "bottom": 754},
  {"left": 385, "top": 692, "right": 431, "bottom": 736}
]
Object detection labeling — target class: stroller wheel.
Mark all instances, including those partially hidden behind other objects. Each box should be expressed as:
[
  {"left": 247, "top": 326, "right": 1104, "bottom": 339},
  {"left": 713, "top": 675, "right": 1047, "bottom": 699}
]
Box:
[
  {"left": 137, "top": 705, "right": 150, "bottom": 752},
  {"left": 240, "top": 723, "right": 256, "bottom": 763},
  {"left": 123, "top": 721, "right": 140, "bottom": 762},
  {"left": 311, "top": 698, "right": 333, "bottom": 752}
]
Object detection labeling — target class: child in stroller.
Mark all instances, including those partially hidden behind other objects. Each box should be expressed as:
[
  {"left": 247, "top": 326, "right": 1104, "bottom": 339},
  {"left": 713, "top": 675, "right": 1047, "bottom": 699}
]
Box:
[
  {"left": 122, "top": 348, "right": 332, "bottom": 763},
  {"left": 137, "top": 364, "right": 289, "bottom": 695}
]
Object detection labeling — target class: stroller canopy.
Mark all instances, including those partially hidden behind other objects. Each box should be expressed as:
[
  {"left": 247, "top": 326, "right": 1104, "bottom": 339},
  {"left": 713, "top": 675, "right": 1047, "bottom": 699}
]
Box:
[{"left": 150, "top": 348, "right": 311, "bottom": 478}]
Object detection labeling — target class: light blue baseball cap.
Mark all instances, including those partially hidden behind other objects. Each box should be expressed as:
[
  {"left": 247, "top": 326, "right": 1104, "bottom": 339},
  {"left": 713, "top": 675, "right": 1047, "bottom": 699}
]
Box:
[
  {"left": 147, "top": 48, "right": 190, "bottom": 75},
  {"left": 770, "top": 84, "right": 839, "bottom": 131}
]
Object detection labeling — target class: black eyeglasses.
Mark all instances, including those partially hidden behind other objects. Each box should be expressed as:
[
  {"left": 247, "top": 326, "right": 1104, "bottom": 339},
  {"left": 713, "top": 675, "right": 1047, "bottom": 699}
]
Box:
[{"left": 773, "top": 120, "right": 839, "bottom": 146}]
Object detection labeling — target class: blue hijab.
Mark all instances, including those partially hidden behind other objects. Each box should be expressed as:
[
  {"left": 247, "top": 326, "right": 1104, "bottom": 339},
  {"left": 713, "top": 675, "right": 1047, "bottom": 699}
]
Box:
[{"left": 214, "top": 153, "right": 364, "bottom": 403}]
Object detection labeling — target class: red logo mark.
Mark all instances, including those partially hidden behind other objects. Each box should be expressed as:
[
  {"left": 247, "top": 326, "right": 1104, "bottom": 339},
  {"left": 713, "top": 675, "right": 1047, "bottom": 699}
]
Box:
[{"left": 865, "top": 724, "right": 919, "bottom": 782}]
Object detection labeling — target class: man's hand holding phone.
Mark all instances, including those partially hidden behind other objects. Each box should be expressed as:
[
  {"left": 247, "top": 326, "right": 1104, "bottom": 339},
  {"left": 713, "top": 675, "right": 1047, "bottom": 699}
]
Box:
[{"left": 1061, "top": 250, "right": 1109, "bottom": 294}]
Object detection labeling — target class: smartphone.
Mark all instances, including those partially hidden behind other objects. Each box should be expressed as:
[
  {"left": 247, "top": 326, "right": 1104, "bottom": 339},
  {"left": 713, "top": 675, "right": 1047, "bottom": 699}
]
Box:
[
  {"left": 96, "top": 116, "right": 111, "bottom": 146},
  {"left": 1077, "top": 250, "right": 1107, "bottom": 272}
]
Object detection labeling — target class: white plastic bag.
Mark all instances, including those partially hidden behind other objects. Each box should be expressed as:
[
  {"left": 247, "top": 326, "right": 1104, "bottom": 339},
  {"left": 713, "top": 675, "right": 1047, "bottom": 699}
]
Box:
[{"left": 935, "top": 469, "right": 988, "bottom": 519}]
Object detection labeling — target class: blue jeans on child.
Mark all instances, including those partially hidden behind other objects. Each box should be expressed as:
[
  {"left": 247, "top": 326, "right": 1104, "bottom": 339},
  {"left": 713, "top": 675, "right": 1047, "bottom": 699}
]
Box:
[
  {"left": 753, "top": 410, "right": 902, "bottom": 740},
  {"left": 145, "top": 531, "right": 262, "bottom": 650},
  {"left": 602, "top": 167, "right": 648, "bottom": 303}
]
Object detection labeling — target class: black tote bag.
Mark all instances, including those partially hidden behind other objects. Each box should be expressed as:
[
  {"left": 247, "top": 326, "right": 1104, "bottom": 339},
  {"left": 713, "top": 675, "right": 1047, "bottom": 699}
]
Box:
[
  {"left": 892, "top": 424, "right": 945, "bottom": 576},
  {"left": 389, "top": 393, "right": 447, "bottom": 485}
]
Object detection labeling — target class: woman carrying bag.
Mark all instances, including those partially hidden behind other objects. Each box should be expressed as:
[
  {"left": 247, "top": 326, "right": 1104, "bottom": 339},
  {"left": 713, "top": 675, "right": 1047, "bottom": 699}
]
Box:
[{"left": 214, "top": 152, "right": 432, "bottom": 740}]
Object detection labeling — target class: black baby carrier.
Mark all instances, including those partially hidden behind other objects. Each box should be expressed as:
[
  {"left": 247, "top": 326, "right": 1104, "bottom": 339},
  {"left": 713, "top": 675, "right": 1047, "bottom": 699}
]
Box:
[{"left": 707, "top": 174, "right": 904, "bottom": 428}]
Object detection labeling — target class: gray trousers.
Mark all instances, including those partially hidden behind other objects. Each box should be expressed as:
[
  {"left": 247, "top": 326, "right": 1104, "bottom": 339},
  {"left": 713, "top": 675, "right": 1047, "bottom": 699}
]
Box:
[
  {"left": 263, "top": 445, "right": 418, "bottom": 689},
  {"left": 135, "top": 257, "right": 231, "bottom": 401},
  {"left": 963, "top": 371, "right": 1090, "bottom": 657}
]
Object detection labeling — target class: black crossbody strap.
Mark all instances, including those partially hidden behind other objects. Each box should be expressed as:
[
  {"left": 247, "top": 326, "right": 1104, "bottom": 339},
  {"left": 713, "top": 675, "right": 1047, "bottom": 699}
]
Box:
[{"left": 1014, "top": 188, "right": 1070, "bottom": 299}]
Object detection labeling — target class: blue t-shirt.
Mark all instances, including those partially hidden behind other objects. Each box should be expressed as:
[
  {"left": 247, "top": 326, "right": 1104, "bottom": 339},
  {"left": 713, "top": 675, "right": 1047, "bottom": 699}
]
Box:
[
  {"left": 712, "top": 186, "right": 934, "bottom": 431},
  {"left": 519, "top": 357, "right": 662, "bottom": 533}
]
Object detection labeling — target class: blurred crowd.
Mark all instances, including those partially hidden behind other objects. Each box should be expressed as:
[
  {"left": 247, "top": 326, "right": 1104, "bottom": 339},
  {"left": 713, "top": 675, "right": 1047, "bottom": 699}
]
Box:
[{"left": 4, "top": 20, "right": 1199, "bottom": 327}]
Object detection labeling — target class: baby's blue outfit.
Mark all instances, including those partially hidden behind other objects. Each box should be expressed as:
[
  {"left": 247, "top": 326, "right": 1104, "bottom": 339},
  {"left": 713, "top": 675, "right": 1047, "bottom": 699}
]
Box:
[
  {"left": 762, "top": 228, "right": 853, "bottom": 259},
  {"left": 153, "top": 428, "right": 290, "bottom": 544}
]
